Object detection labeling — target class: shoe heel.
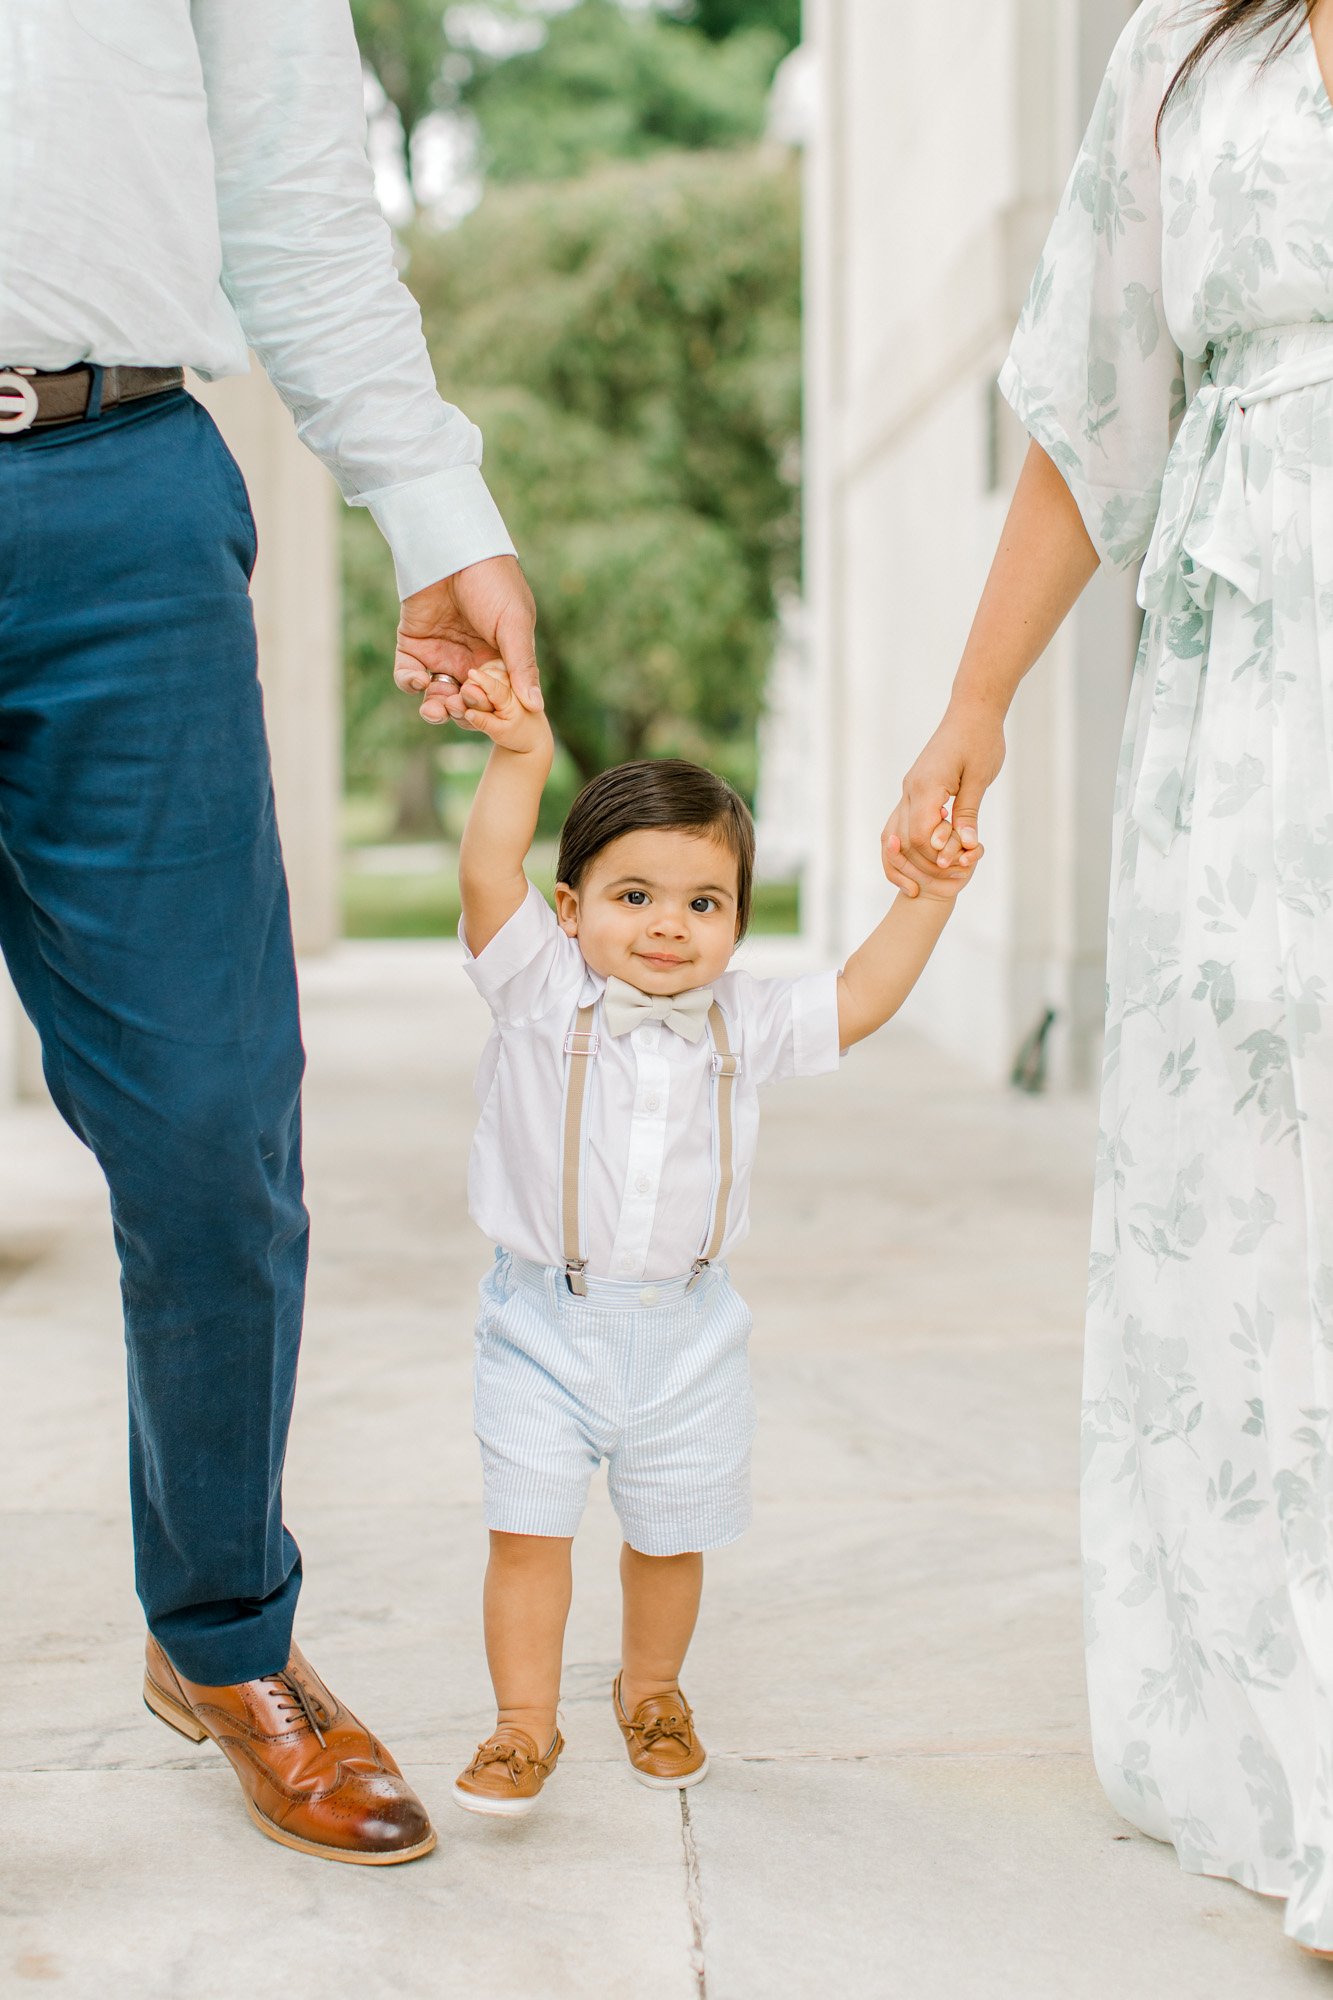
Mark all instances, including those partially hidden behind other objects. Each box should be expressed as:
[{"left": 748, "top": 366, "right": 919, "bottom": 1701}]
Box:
[{"left": 143, "top": 1673, "right": 209, "bottom": 1743}]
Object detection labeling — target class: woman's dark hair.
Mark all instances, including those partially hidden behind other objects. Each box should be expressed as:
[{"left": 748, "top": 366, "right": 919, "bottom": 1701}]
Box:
[
  {"left": 1157, "top": 1, "right": 1313, "bottom": 141},
  {"left": 556, "top": 759, "right": 757, "bottom": 939}
]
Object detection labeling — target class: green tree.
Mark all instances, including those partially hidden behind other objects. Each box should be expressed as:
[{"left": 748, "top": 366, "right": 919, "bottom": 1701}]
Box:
[
  {"left": 348, "top": 0, "right": 447, "bottom": 199},
  {"left": 350, "top": 0, "right": 798, "bottom": 199},
  {"left": 459, "top": 0, "right": 785, "bottom": 185},
  {"left": 677, "top": 0, "right": 801, "bottom": 53},
  {"left": 343, "top": 144, "right": 800, "bottom": 793}
]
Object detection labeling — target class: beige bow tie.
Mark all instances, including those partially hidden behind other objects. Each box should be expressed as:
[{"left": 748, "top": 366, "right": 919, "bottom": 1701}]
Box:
[{"left": 601, "top": 976, "right": 714, "bottom": 1043}]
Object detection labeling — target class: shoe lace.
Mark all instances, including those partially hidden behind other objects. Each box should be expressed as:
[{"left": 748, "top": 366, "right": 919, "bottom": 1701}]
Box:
[
  {"left": 264, "top": 1670, "right": 333, "bottom": 1749},
  {"left": 631, "top": 1708, "right": 693, "bottom": 1754},
  {"left": 469, "top": 1738, "right": 538, "bottom": 1788}
]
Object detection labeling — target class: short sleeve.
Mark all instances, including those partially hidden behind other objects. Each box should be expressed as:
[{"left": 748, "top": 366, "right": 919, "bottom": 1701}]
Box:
[
  {"left": 998, "top": 3, "right": 1186, "bottom": 569},
  {"left": 723, "top": 968, "right": 842, "bottom": 1089},
  {"left": 461, "top": 881, "right": 585, "bottom": 1025}
]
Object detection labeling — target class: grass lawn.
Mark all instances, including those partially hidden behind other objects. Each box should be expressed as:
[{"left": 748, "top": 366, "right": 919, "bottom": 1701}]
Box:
[{"left": 342, "top": 855, "right": 800, "bottom": 940}]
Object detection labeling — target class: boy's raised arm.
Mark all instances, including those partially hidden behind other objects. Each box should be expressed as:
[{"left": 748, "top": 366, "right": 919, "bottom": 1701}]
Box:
[{"left": 456, "top": 666, "right": 556, "bottom": 957}]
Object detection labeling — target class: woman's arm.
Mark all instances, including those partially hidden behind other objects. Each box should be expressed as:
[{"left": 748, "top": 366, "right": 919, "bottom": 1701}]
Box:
[
  {"left": 456, "top": 668, "right": 555, "bottom": 956},
  {"left": 883, "top": 439, "right": 1099, "bottom": 896}
]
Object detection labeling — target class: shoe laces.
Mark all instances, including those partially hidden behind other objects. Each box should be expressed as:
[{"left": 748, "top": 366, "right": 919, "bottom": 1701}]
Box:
[
  {"left": 635, "top": 1712, "right": 692, "bottom": 1753},
  {"left": 624, "top": 1693, "right": 693, "bottom": 1754},
  {"left": 468, "top": 1731, "right": 556, "bottom": 1786},
  {"left": 264, "top": 1670, "right": 333, "bottom": 1749}
]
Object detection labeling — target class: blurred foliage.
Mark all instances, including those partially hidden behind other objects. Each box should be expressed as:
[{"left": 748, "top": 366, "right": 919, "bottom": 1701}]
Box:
[
  {"left": 458, "top": 0, "right": 785, "bottom": 185},
  {"left": 683, "top": 0, "right": 800, "bottom": 47},
  {"left": 344, "top": 144, "right": 801, "bottom": 793},
  {"left": 344, "top": 0, "right": 802, "bottom": 839},
  {"left": 348, "top": 0, "right": 448, "bottom": 195},
  {"left": 350, "top": 0, "right": 798, "bottom": 188}
]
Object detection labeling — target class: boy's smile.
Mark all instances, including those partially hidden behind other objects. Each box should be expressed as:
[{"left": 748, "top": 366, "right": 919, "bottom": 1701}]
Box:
[{"left": 555, "top": 828, "right": 742, "bottom": 996}]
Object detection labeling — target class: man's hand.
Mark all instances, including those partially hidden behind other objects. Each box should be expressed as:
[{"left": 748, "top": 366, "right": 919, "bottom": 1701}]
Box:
[
  {"left": 882, "top": 700, "right": 1006, "bottom": 896},
  {"left": 393, "top": 554, "right": 540, "bottom": 725}
]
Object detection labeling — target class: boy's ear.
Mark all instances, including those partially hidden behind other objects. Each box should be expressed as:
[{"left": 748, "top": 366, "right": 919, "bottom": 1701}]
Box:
[{"left": 554, "top": 882, "right": 579, "bottom": 935}]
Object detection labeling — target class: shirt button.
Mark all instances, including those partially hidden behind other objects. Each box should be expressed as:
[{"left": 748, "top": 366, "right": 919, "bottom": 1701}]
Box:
[
  {"left": 644, "top": 1093, "right": 661, "bottom": 1113},
  {"left": 635, "top": 1173, "right": 653, "bottom": 1194},
  {"left": 639, "top": 1286, "right": 659, "bottom": 1306}
]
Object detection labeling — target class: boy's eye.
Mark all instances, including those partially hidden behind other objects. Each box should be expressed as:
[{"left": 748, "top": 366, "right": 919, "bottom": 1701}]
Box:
[
  {"left": 624, "top": 890, "right": 649, "bottom": 906},
  {"left": 690, "top": 898, "right": 718, "bottom": 914}
]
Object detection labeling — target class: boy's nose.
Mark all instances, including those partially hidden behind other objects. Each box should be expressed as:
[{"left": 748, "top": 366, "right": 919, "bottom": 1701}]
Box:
[{"left": 648, "top": 908, "right": 690, "bottom": 938}]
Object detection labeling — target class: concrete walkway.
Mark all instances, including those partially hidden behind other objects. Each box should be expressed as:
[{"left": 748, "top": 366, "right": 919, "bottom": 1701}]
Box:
[{"left": 0, "top": 942, "right": 1325, "bottom": 1998}]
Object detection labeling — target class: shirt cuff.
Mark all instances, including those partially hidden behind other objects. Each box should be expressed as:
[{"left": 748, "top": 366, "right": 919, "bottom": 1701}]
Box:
[
  {"left": 790, "top": 969, "right": 843, "bottom": 1075},
  {"left": 359, "top": 463, "right": 517, "bottom": 599}
]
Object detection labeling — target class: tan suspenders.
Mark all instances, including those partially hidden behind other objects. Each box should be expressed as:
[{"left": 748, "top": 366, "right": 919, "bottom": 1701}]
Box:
[{"left": 560, "top": 999, "right": 740, "bottom": 1297}]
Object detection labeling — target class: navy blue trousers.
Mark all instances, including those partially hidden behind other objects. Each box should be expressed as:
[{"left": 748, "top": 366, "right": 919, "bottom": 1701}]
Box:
[{"left": 0, "top": 389, "right": 308, "bottom": 1684}]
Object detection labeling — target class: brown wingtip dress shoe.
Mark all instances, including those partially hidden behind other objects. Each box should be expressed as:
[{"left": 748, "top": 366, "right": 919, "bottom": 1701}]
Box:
[
  {"left": 613, "top": 1675, "right": 709, "bottom": 1790},
  {"left": 143, "top": 1635, "right": 436, "bottom": 1865}
]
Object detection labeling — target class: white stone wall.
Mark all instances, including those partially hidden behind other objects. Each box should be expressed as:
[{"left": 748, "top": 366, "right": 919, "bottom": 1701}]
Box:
[{"left": 805, "top": 0, "right": 1141, "bottom": 1087}]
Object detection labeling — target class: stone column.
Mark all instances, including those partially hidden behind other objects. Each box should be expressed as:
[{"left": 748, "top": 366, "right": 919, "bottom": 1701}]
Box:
[
  {"left": 190, "top": 364, "right": 342, "bottom": 956},
  {"left": 804, "top": 0, "right": 1140, "bottom": 1087}
]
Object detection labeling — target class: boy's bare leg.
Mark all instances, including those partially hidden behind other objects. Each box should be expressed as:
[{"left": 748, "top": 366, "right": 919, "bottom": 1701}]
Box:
[
  {"left": 484, "top": 1531, "right": 574, "bottom": 1745},
  {"left": 619, "top": 1545, "right": 704, "bottom": 1711}
]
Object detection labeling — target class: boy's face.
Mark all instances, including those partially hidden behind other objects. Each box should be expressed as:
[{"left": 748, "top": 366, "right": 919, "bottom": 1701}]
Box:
[{"left": 555, "top": 828, "right": 742, "bottom": 995}]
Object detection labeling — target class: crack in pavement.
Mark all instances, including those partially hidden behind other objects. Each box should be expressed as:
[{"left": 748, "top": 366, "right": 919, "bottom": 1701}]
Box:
[{"left": 679, "top": 1790, "right": 708, "bottom": 1999}]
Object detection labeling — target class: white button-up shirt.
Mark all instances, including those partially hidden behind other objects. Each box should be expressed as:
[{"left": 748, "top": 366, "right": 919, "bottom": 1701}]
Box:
[
  {"left": 463, "top": 884, "right": 842, "bottom": 1282},
  {"left": 0, "top": 0, "right": 512, "bottom": 595}
]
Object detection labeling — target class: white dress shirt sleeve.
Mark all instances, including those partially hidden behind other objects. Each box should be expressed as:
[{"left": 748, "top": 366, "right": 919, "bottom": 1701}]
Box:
[
  {"left": 461, "top": 882, "right": 587, "bottom": 1024},
  {"left": 723, "top": 968, "right": 843, "bottom": 1087},
  {"left": 190, "top": 0, "right": 515, "bottom": 597}
]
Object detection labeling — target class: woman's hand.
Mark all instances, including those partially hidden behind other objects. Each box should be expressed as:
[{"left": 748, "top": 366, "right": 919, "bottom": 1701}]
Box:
[
  {"left": 880, "top": 440, "right": 1098, "bottom": 897},
  {"left": 882, "top": 699, "right": 1007, "bottom": 895}
]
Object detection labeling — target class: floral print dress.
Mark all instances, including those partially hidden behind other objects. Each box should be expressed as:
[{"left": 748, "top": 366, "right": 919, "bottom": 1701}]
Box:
[{"left": 1000, "top": 1, "right": 1333, "bottom": 1949}]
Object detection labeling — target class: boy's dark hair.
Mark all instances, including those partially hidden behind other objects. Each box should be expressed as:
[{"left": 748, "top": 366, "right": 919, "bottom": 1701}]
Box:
[{"left": 557, "top": 759, "right": 756, "bottom": 939}]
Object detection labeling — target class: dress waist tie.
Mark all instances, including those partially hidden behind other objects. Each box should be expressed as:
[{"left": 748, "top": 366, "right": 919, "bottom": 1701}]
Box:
[{"left": 1130, "top": 330, "right": 1333, "bottom": 853}]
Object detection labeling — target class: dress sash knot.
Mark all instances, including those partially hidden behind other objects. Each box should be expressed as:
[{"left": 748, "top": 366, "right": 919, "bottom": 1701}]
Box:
[{"left": 1130, "top": 327, "right": 1333, "bottom": 853}]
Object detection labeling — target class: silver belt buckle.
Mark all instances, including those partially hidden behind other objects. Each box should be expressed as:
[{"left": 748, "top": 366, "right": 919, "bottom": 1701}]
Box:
[{"left": 0, "top": 367, "right": 39, "bottom": 435}]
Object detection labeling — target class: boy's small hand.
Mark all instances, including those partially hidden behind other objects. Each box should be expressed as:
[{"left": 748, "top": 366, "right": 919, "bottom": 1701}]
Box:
[
  {"left": 453, "top": 663, "right": 553, "bottom": 756},
  {"left": 884, "top": 832, "right": 982, "bottom": 904}
]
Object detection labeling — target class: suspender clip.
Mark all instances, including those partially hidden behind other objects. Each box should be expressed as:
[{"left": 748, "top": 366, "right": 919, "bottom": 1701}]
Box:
[{"left": 565, "top": 1258, "right": 589, "bottom": 1297}]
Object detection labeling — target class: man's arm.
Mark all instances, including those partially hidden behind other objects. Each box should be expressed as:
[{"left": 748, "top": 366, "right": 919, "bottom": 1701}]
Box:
[{"left": 191, "top": 0, "right": 538, "bottom": 709}]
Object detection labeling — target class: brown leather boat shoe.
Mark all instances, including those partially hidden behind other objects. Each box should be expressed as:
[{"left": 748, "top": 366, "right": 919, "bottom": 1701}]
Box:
[
  {"left": 143, "top": 1634, "right": 436, "bottom": 1864},
  {"left": 613, "top": 1675, "right": 709, "bottom": 1789},
  {"left": 452, "top": 1724, "right": 564, "bottom": 1817}
]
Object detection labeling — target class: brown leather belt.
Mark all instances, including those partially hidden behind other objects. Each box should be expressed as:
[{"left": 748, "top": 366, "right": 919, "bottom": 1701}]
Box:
[{"left": 0, "top": 364, "right": 185, "bottom": 436}]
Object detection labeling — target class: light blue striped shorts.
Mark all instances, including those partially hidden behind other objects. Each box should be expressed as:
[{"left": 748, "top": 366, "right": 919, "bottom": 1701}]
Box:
[{"left": 472, "top": 1249, "right": 757, "bottom": 1555}]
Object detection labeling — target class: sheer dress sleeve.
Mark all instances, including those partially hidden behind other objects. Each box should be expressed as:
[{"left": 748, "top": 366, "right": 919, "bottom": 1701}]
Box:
[{"left": 998, "top": 4, "right": 1186, "bottom": 569}]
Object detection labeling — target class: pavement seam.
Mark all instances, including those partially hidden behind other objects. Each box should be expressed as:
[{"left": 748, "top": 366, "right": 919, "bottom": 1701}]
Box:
[{"left": 679, "top": 1790, "right": 708, "bottom": 1999}]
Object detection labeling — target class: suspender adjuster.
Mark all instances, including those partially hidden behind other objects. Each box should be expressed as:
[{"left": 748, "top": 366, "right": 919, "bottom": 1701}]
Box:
[
  {"left": 565, "top": 1257, "right": 590, "bottom": 1297},
  {"left": 564, "top": 1028, "right": 600, "bottom": 1058},
  {"left": 710, "top": 1050, "right": 740, "bottom": 1078}
]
